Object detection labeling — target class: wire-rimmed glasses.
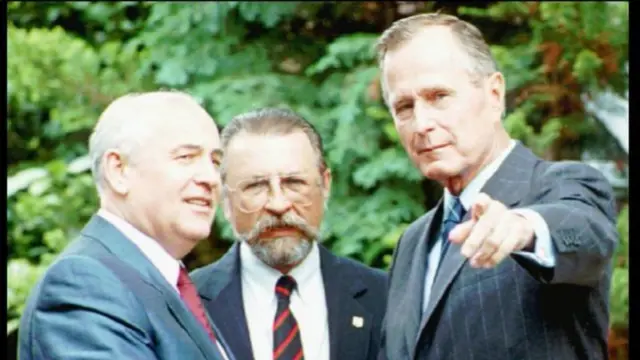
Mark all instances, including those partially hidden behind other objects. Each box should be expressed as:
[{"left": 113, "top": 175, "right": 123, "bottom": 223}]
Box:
[{"left": 225, "top": 173, "right": 321, "bottom": 213}]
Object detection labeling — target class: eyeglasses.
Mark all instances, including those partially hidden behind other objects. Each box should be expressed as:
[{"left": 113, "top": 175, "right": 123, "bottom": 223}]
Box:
[{"left": 225, "top": 174, "right": 322, "bottom": 213}]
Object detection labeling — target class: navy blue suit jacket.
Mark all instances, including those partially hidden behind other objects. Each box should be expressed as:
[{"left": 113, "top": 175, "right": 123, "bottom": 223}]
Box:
[
  {"left": 191, "top": 243, "right": 388, "bottom": 360},
  {"left": 380, "top": 143, "right": 618, "bottom": 360}
]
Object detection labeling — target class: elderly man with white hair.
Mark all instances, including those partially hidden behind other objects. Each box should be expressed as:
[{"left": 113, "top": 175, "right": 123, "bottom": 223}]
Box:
[{"left": 18, "top": 91, "right": 234, "bottom": 360}]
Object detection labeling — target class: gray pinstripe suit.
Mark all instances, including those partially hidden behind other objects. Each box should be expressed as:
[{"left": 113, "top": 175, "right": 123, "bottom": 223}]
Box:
[{"left": 379, "top": 142, "right": 618, "bottom": 360}]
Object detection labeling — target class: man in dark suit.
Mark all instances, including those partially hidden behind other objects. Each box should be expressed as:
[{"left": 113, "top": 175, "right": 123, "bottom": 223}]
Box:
[
  {"left": 19, "top": 91, "right": 233, "bottom": 360},
  {"left": 374, "top": 13, "right": 619, "bottom": 360},
  {"left": 191, "top": 108, "right": 388, "bottom": 360}
]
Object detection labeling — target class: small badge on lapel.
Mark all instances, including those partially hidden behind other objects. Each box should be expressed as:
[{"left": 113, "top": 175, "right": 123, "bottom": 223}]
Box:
[{"left": 352, "top": 316, "right": 364, "bottom": 328}]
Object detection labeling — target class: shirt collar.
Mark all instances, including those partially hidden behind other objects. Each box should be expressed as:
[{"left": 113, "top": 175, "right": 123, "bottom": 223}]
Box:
[
  {"left": 239, "top": 240, "right": 321, "bottom": 302},
  {"left": 444, "top": 140, "right": 517, "bottom": 213},
  {"left": 97, "top": 208, "right": 182, "bottom": 291}
]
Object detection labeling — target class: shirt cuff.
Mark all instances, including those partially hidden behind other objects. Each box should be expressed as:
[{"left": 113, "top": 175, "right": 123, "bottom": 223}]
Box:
[{"left": 511, "top": 208, "right": 555, "bottom": 268}]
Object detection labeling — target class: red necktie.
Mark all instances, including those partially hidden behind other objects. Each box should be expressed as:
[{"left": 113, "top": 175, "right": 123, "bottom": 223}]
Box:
[
  {"left": 177, "top": 267, "right": 217, "bottom": 343},
  {"left": 273, "top": 275, "right": 304, "bottom": 360}
]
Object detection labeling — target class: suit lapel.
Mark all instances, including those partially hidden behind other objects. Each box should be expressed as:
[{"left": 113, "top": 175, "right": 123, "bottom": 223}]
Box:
[
  {"left": 198, "top": 244, "right": 254, "bottom": 360},
  {"left": 82, "top": 215, "right": 169, "bottom": 293},
  {"left": 416, "top": 143, "right": 538, "bottom": 340},
  {"left": 416, "top": 210, "right": 471, "bottom": 340},
  {"left": 405, "top": 202, "right": 444, "bottom": 355},
  {"left": 163, "top": 297, "right": 227, "bottom": 360},
  {"left": 320, "top": 246, "right": 373, "bottom": 360},
  {"left": 82, "top": 215, "right": 224, "bottom": 360}
]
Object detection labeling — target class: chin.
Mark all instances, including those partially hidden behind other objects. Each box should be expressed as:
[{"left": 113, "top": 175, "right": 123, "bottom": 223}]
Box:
[
  {"left": 419, "top": 161, "right": 461, "bottom": 182},
  {"left": 250, "top": 236, "right": 313, "bottom": 268},
  {"left": 181, "top": 224, "right": 212, "bottom": 242}
]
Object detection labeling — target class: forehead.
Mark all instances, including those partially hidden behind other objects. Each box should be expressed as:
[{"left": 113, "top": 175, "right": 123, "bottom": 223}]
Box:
[
  {"left": 145, "top": 105, "right": 221, "bottom": 152},
  {"left": 224, "top": 131, "right": 317, "bottom": 181},
  {"left": 382, "top": 26, "right": 473, "bottom": 101}
]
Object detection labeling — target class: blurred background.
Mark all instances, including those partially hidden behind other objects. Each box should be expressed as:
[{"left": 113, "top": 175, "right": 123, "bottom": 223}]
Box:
[{"left": 6, "top": 1, "right": 629, "bottom": 359}]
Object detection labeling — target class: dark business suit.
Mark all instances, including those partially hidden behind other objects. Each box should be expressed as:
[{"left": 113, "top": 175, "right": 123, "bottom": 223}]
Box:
[
  {"left": 380, "top": 142, "right": 618, "bottom": 360},
  {"left": 19, "top": 215, "right": 232, "bottom": 360},
  {"left": 192, "top": 243, "right": 388, "bottom": 360}
]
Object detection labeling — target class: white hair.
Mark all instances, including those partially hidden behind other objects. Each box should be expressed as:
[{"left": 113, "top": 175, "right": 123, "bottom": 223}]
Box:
[{"left": 88, "top": 91, "right": 204, "bottom": 195}]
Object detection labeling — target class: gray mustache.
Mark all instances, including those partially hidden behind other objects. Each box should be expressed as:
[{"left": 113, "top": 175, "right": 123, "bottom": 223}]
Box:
[{"left": 247, "top": 213, "right": 318, "bottom": 241}]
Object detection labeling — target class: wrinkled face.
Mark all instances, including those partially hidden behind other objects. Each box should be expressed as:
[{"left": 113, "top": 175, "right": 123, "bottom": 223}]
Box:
[
  {"left": 121, "top": 106, "right": 222, "bottom": 256},
  {"left": 382, "top": 26, "right": 504, "bottom": 184},
  {"left": 223, "top": 131, "right": 330, "bottom": 269}
]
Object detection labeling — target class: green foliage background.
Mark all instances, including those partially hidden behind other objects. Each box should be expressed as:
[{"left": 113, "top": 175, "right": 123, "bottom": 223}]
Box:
[{"left": 6, "top": 1, "right": 629, "bottom": 356}]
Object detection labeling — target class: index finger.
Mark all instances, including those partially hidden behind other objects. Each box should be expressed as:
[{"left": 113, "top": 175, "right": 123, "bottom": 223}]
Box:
[
  {"left": 471, "top": 193, "right": 492, "bottom": 221},
  {"left": 448, "top": 219, "right": 475, "bottom": 244}
]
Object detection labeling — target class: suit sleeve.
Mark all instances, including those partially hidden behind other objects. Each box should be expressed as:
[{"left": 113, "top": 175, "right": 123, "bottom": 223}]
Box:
[
  {"left": 24, "top": 256, "right": 158, "bottom": 360},
  {"left": 515, "top": 161, "right": 618, "bottom": 287},
  {"left": 511, "top": 208, "right": 555, "bottom": 267}
]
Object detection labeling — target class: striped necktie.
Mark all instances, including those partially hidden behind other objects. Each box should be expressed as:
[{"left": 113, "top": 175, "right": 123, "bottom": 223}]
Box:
[
  {"left": 439, "top": 196, "right": 466, "bottom": 260},
  {"left": 273, "top": 275, "right": 304, "bottom": 360}
]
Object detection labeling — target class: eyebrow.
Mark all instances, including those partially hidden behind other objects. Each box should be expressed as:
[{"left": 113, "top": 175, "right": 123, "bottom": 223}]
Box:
[
  {"left": 392, "top": 85, "right": 454, "bottom": 105},
  {"left": 417, "top": 85, "right": 453, "bottom": 96},
  {"left": 171, "top": 144, "right": 224, "bottom": 158},
  {"left": 390, "top": 92, "right": 411, "bottom": 106},
  {"left": 247, "top": 171, "right": 305, "bottom": 181},
  {"left": 392, "top": 96, "right": 412, "bottom": 106}
]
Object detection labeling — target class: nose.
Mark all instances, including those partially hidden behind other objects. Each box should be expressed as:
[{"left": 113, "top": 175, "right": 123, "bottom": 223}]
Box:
[
  {"left": 263, "top": 179, "right": 293, "bottom": 216},
  {"left": 413, "top": 100, "right": 437, "bottom": 134},
  {"left": 194, "top": 158, "right": 221, "bottom": 191}
]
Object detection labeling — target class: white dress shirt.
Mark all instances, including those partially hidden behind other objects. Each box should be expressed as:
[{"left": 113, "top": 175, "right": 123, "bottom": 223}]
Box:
[
  {"left": 422, "top": 140, "right": 556, "bottom": 312},
  {"left": 97, "top": 209, "right": 229, "bottom": 360},
  {"left": 240, "top": 241, "right": 330, "bottom": 360}
]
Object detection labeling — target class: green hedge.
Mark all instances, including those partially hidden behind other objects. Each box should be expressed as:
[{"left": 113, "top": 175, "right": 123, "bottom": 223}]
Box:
[{"left": 7, "top": 2, "right": 628, "bottom": 337}]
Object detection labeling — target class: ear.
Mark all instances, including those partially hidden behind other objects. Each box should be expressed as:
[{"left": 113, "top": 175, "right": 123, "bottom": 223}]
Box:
[
  {"left": 487, "top": 71, "right": 506, "bottom": 122},
  {"left": 103, "top": 150, "right": 130, "bottom": 195},
  {"left": 321, "top": 167, "right": 332, "bottom": 201},
  {"left": 222, "top": 194, "right": 233, "bottom": 222}
]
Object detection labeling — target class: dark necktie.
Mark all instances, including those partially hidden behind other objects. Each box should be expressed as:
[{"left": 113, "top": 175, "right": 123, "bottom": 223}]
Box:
[
  {"left": 177, "top": 267, "right": 217, "bottom": 343},
  {"left": 273, "top": 275, "right": 304, "bottom": 360},
  {"left": 439, "top": 196, "right": 466, "bottom": 261},
  {"left": 423, "top": 196, "right": 467, "bottom": 316}
]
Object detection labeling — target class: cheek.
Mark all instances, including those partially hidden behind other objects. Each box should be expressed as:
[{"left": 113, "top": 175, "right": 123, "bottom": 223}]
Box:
[
  {"left": 443, "top": 107, "right": 482, "bottom": 142},
  {"left": 169, "top": 167, "right": 199, "bottom": 193},
  {"left": 301, "top": 203, "right": 325, "bottom": 228},
  {"left": 230, "top": 209, "right": 258, "bottom": 233},
  {"left": 396, "top": 126, "right": 414, "bottom": 149},
  {"left": 445, "top": 127, "right": 488, "bottom": 166},
  {"left": 130, "top": 171, "right": 166, "bottom": 201}
]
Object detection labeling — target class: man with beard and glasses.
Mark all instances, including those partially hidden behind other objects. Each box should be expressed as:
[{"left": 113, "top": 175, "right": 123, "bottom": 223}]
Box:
[{"left": 191, "top": 108, "right": 388, "bottom": 360}]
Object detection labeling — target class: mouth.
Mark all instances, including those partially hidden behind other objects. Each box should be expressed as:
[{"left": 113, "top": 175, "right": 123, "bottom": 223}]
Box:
[
  {"left": 184, "top": 197, "right": 213, "bottom": 212},
  {"left": 259, "top": 226, "right": 300, "bottom": 238},
  {"left": 416, "top": 143, "right": 449, "bottom": 155}
]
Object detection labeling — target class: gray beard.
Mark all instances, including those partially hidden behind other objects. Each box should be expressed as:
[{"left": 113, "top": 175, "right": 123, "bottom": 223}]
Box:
[
  {"left": 234, "top": 212, "right": 320, "bottom": 269},
  {"left": 243, "top": 235, "right": 314, "bottom": 269}
]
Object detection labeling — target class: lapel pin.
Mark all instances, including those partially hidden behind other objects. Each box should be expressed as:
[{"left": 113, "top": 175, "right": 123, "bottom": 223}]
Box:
[{"left": 352, "top": 316, "right": 364, "bottom": 328}]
